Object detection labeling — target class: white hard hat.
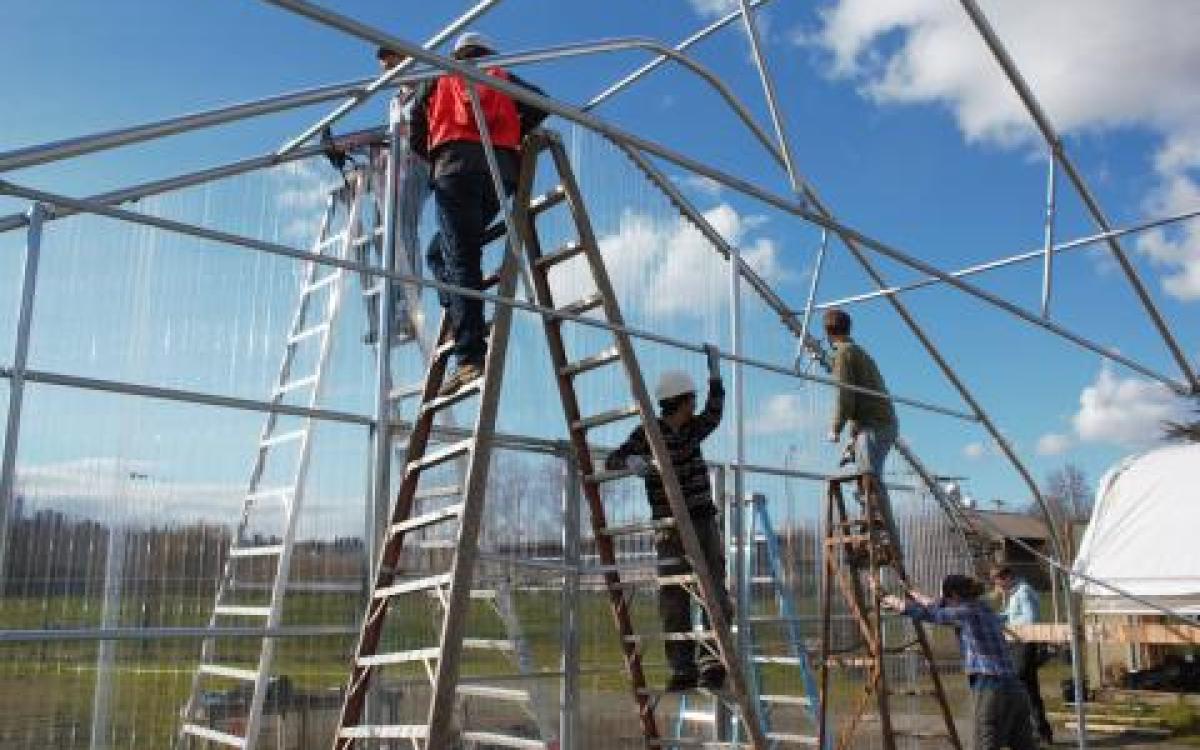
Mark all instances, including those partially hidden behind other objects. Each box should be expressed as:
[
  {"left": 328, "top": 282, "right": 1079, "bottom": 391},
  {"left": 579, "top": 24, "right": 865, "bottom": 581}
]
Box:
[
  {"left": 454, "top": 31, "right": 497, "bottom": 56},
  {"left": 655, "top": 370, "right": 697, "bottom": 402}
]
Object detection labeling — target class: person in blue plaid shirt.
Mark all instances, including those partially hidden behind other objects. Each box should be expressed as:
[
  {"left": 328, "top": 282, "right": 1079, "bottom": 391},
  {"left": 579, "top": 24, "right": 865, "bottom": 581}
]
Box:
[{"left": 884, "top": 574, "right": 1037, "bottom": 750}]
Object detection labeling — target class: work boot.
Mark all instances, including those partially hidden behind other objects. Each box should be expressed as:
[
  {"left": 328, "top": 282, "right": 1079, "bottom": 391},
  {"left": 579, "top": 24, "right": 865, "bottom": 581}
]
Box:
[
  {"left": 699, "top": 666, "right": 726, "bottom": 691},
  {"left": 665, "top": 672, "right": 698, "bottom": 692},
  {"left": 438, "top": 362, "right": 483, "bottom": 397}
]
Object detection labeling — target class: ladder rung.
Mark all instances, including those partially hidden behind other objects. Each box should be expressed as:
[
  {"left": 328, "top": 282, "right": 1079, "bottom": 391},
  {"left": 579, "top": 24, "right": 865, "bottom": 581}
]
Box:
[
  {"left": 304, "top": 272, "right": 340, "bottom": 294},
  {"left": 338, "top": 725, "right": 427, "bottom": 740},
  {"left": 408, "top": 439, "right": 473, "bottom": 473},
  {"left": 260, "top": 430, "right": 306, "bottom": 448},
  {"left": 228, "top": 545, "right": 284, "bottom": 558},
  {"left": 421, "top": 380, "right": 482, "bottom": 414},
  {"left": 462, "top": 731, "right": 547, "bottom": 750},
  {"left": 824, "top": 656, "right": 875, "bottom": 667},
  {"left": 457, "top": 684, "right": 530, "bottom": 702},
  {"left": 463, "top": 638, "right": 517, "bottom": 651},
  {"left": 181, "top": 724, "right": 246, "bottom": 747},
  {"left": 766, "top": 732, "right": 819, "bottom": 745},
  {"left": 557, "top": 292, "right": 605, "bottom": 318},
  {"left": 433, "top": 339, "right": 457, "bottom": 360},
  {"left": 561, "top": 345, "right": 621, "bottom": 378},
  {"left": 625, "top": 630, "right": 715, "bottom": 643},
  {"left": 389, "top": 382, "right": 425, "bottom": 401},
  {"left": 759, "top": 694, "right": 812, "bottom": 707},
  {"left": 753, "top": 655, "right": 805, "bottom": 666},
  {"left": 390, "top": 504, "right": 463, "bottom": 536},
  {"left": 213, "top": 605, "right": 272, "bottom": 618},
  {"left": 750, "top": 576, "right": 774, "bottom": 584},
  {"left": 598, "top": 518, "right": 675, "bottom": 537},
  {"left": 198, "top": 664, "right": 259, "bottom": 681},
  {"left": 315, "top": 229, "right": 349, "bottom": 251},
  {"left": 681, "top": 710, "right": 716, "bottom": 722},
  {"left": 357, "top": 647, "right": 441, "bottom": 667},
  {"left": 573, "top": 404, "right": 640, "bottom": 431},
  {"left": 826, "top": 533, "right": 873, "bottom": 545},
  {"left": 374, "top": 572, "right": 453, "bottom": 599},
  {"left": 584, "top": 466, "right": 640, "bottom": 484},
  {"left": 276, "top": 375, "right": 318, "bottom": 395},
  {"left": 414, "top": 484, "right": 460, "bottom": 501},
  {"left": 288, "top": 322, "right": 329, "bottom": 344},
  {"left": 598, "top": 573, "right": 697, "bottom": 589},
  {"left": 535, "top": 240, "right": 585, "bottom": 270}
]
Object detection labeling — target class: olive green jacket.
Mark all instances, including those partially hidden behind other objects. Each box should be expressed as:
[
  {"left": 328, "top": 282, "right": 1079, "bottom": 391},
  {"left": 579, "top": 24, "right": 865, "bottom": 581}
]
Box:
[{"left": 831, "top": 339, "right": 897, "bottom": 435}]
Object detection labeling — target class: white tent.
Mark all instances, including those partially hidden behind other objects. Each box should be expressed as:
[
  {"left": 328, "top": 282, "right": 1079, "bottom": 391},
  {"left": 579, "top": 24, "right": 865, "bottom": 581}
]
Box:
[{"left": 1073, "top": 442, "right": 1200, "bottom": 615}]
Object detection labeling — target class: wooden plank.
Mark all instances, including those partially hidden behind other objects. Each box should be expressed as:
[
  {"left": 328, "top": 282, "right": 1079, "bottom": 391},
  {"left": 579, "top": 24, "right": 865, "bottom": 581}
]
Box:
[{"left": 1008, "top": 621, "right": 1200, "bottom": 645}]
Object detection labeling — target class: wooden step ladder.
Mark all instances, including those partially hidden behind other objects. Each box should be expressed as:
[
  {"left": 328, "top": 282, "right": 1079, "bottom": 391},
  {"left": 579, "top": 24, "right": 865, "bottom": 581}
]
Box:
[{"left": 817, "top": 475, "right": 962, "bottom": 750}]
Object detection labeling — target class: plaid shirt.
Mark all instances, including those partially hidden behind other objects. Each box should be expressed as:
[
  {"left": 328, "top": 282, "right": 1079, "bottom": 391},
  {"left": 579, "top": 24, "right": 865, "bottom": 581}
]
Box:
[
  {"left": 606, "top": 379, "right": 723, "bottom": 519},
  {"left": 903, "top": 599, "right": 1015, "bottom": 678}
]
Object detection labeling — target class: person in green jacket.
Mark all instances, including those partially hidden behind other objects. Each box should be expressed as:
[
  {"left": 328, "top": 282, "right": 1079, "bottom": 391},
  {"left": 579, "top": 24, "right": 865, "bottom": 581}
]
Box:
[{"left": 824, "top": 308, "right": 900, "bottom": 543}]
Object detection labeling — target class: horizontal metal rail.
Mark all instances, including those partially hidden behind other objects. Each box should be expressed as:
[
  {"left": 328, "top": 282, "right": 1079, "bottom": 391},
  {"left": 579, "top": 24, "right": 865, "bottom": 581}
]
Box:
[
  {"left": 0, "top": 179, "right": 976, "bottom": 421},
  {"left": 816, "top": 206, "right": 1200, "bottom": 310},
  {"left": 0, "top": 626, "right": 358, "bottom": 643}
]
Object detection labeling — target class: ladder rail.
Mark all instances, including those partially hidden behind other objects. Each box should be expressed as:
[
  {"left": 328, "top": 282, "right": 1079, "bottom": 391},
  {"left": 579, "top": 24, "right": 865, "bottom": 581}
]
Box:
[{"left": 542, "top": 135, "right": 769, "bottom": 749}]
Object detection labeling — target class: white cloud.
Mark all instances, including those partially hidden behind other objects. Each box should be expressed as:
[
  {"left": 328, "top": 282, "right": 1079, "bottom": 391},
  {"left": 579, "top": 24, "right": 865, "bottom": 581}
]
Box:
[
  {"left": 807, "top": 0, "right": 1200, "bottom": 299},
  {"left": 962, "top": 441, "right": 985, "bottom": 460},
  {"left": 1035, "top": 432, "right": 1072, "bottom": 457},
  {"left": 550, "top": 203, "right": 782, "bottom": 318},
  {"left": 748, "top": 393, "right": 814, "bottom": 436},
  {"left": 1071, "top": 366, "right": 1190, "bottom": 446},
  {"left": 679, "top": 173, "right": 724, "bottom": 198},
  {"left": 688, "top": 0, "right": 738, "bottom": 19}
]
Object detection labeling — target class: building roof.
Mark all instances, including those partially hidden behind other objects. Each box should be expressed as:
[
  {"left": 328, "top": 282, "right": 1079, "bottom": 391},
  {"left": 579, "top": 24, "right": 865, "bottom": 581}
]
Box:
[{"left": 964, "top": 509, "right": 1050, "bottom": 541}]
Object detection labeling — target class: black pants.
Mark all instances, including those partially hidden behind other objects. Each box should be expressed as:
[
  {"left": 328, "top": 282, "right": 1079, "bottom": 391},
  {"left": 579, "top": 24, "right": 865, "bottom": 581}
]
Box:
[
  {"left": 1014, "top": 643, "right": 1052, "bottom": 738},
  {"left": 425, "top": 172, "right": 506, "bottom": 366},
  {"left": 655, "top": 514, "right": 731, "bottom": 677},
  {"left": 973, "top": 680, "right": 1037, "bottom": 750}
]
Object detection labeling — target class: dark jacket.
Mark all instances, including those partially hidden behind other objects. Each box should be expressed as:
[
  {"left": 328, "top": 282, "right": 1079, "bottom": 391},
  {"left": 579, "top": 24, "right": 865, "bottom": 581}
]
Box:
[
  {"left": 831, "top": 339, "right": 897, "bottom": 435},
  {"left": 605, "top": 379, "right": 724, "bottom": 519},
  {"left": 408, "top": 69, "right": 548, "bottom": 182}
]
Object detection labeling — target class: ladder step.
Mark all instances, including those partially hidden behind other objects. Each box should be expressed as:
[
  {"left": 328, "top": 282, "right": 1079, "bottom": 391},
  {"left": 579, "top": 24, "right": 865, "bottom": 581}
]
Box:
[
  {"left": 753, "top": 655, "right": 805, "bottom": 666},
  {"left": 414, "top": 484, "right": 461, "bottom": 501},
  {"left": 824, "top": 656, "right": 875, "bottom": 668},
  {"left": 288, "top": 322, "right": 329, "bottom": 344},
  {"left": 584, "top": 466, "right": 640, "bottom": 484},
  {"left": 421, "top": 380, "right": 482, "bottom": 414},
  {"left": 759, "top": 694, "right": 812, "bottom": 707},
  {"left": 461, "top": 731, "right": 547, "bottom": 750},
  {"left": 228, "top": 544, "right": 284, "bottom": 558},
  {"left": 357, "top": 647, "right": 441, "bottom": 667},
  {"left": 276, "top": 375, "right": 318, "bottom": 395},
  {"left": 573, "top": 404, "right": 640, "bottom": 432},
  {"left": 561, "top": 345, "right": 621, "bottom": 378},
  {"left": 374, "top": 572, "right": 453, "bottom": 599},
  {"left": 598, "top": 518, "right": 675, "bottom": 537},
  {"left": 213, "top": 605, "right": 272, "bottom": 618},
  {"left": 681, "top": 710, "right": 716, "bottom": 723},
  {"left": 390, "top": 503, "right": 463, "bottom": 536},
  {"left": 600, "top": 573, "right": 697, "bottom": 589},
  {"left": 457, "top": 684, "right": 530, "bottom": 702},
  {"left": 260, "top": 429, "right": 306, "bottom": 448},
  {"left": 463, "top": 638, "right": 517, "bottom": 652},
  {"left": 625, "top": 630, "right": 715, "bottom": 643},
  {"left": 534, "top": 240, "right": 585, "bottom": 270},
  {"left": 557, "top": 292, "right": 605, "bottom": 318},
  {"left": 389, "top": 382, "right": 426, "bottom": 401},
  {"left": 181, "top": 724, "right": 246, "bottom": 747},
  {"left": 766, "top": 732, "right": 819, "bottom": 745},
  {"left": 198, "top": 664, "right": 259, "bottom": 681},
  {"left": 315, "top": 229, "right": 349, "bottom": 251},
  {"left": 408, "top": 439, "right": 474, "bottom": 473},
  {"left": 338, "top": 725, "right": 427, "bottom": 740},
  {"left": 304, "top": 272, "right": 340, "bottom": 294}
]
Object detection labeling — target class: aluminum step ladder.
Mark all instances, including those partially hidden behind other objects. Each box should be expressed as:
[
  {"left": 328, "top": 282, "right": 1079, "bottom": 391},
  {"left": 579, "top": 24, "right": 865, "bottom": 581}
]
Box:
[
  {"left": 817, "top": 476, "right": 962, "bottom": 750},
  {"left": 178, "top": 170, "right": 372, "bottom": 750},
  {"left": 332, "top": 130, "right": 555, "bottom": 749},
  {"left": 519, "top": 130, "right": 767, "bottom": 749}
]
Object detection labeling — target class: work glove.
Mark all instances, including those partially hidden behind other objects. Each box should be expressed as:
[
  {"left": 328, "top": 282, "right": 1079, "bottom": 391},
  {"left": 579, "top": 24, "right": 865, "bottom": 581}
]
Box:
[
  {"left": 625, "top": 455, "right": 652, "bottom": 477},
  {"left": 703, "top": 343, "right": 721, "bottom": 381}
]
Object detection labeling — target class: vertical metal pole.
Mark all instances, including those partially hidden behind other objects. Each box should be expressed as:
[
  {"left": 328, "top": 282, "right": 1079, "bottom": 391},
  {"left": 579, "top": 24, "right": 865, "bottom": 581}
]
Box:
[
  {"left": 1040, "top": 151, "right": 1057, "bottom": 318},
  {"left": 714, "top": 465, "right": 734, "bottom": 742},
  {"left": 0, "top": 202, "right": 46, "bottom": 589},
  {"left": 561, "top": 448, "right": 581, "bottom": 750},
  {"left": 91, "top": 518, "right": 127, "bottom": 750}
]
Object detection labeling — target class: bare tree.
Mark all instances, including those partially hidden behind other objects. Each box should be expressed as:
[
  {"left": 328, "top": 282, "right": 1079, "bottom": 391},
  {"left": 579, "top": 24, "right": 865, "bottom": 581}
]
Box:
[{"left": 1043, "top": 463, "right": 1093, "bottom": 524}]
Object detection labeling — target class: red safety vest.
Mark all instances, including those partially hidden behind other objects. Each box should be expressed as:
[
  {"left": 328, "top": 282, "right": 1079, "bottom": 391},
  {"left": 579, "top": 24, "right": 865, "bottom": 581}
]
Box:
[{"left": 427, "top": 67, "right": 522, "bottom": 153}]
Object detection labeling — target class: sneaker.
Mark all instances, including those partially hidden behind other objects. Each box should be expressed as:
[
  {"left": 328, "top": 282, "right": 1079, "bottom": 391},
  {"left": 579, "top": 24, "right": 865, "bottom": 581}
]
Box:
[
  {"left": 438, "top": 362, "right": 483, "bottom": 397},
  {"left": 699, "top": 666, "right": 726, "bottom": 691},
  {"left": 665, "top": 672, "right": 698, "bottom": 692}
]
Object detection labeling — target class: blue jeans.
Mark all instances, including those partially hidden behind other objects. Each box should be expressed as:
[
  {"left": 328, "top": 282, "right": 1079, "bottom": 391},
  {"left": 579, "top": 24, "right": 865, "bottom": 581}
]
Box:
[
  {"left": 425, "top": 172, "right": 506, "bottom": 365},
  {"left": 853, "top": 424, "right": 900, "bottom": 551}
]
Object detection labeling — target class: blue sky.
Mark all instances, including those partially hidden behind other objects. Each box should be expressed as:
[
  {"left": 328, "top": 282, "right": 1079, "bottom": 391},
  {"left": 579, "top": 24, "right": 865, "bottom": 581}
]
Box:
[{"left": 0, "top": 0, "right": 1197, "bottom": 533}]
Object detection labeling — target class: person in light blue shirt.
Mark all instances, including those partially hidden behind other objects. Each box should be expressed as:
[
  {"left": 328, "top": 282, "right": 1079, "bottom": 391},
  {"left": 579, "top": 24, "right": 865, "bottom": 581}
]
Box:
[{"left": 993, "top": 566, "right": 1053, "bottom": 744}]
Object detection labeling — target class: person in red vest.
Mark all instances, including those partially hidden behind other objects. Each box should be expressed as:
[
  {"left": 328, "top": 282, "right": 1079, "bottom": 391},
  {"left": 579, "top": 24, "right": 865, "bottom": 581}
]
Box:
[{"left": 409, "top": 31, "right": 547, "bottom": 395}]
